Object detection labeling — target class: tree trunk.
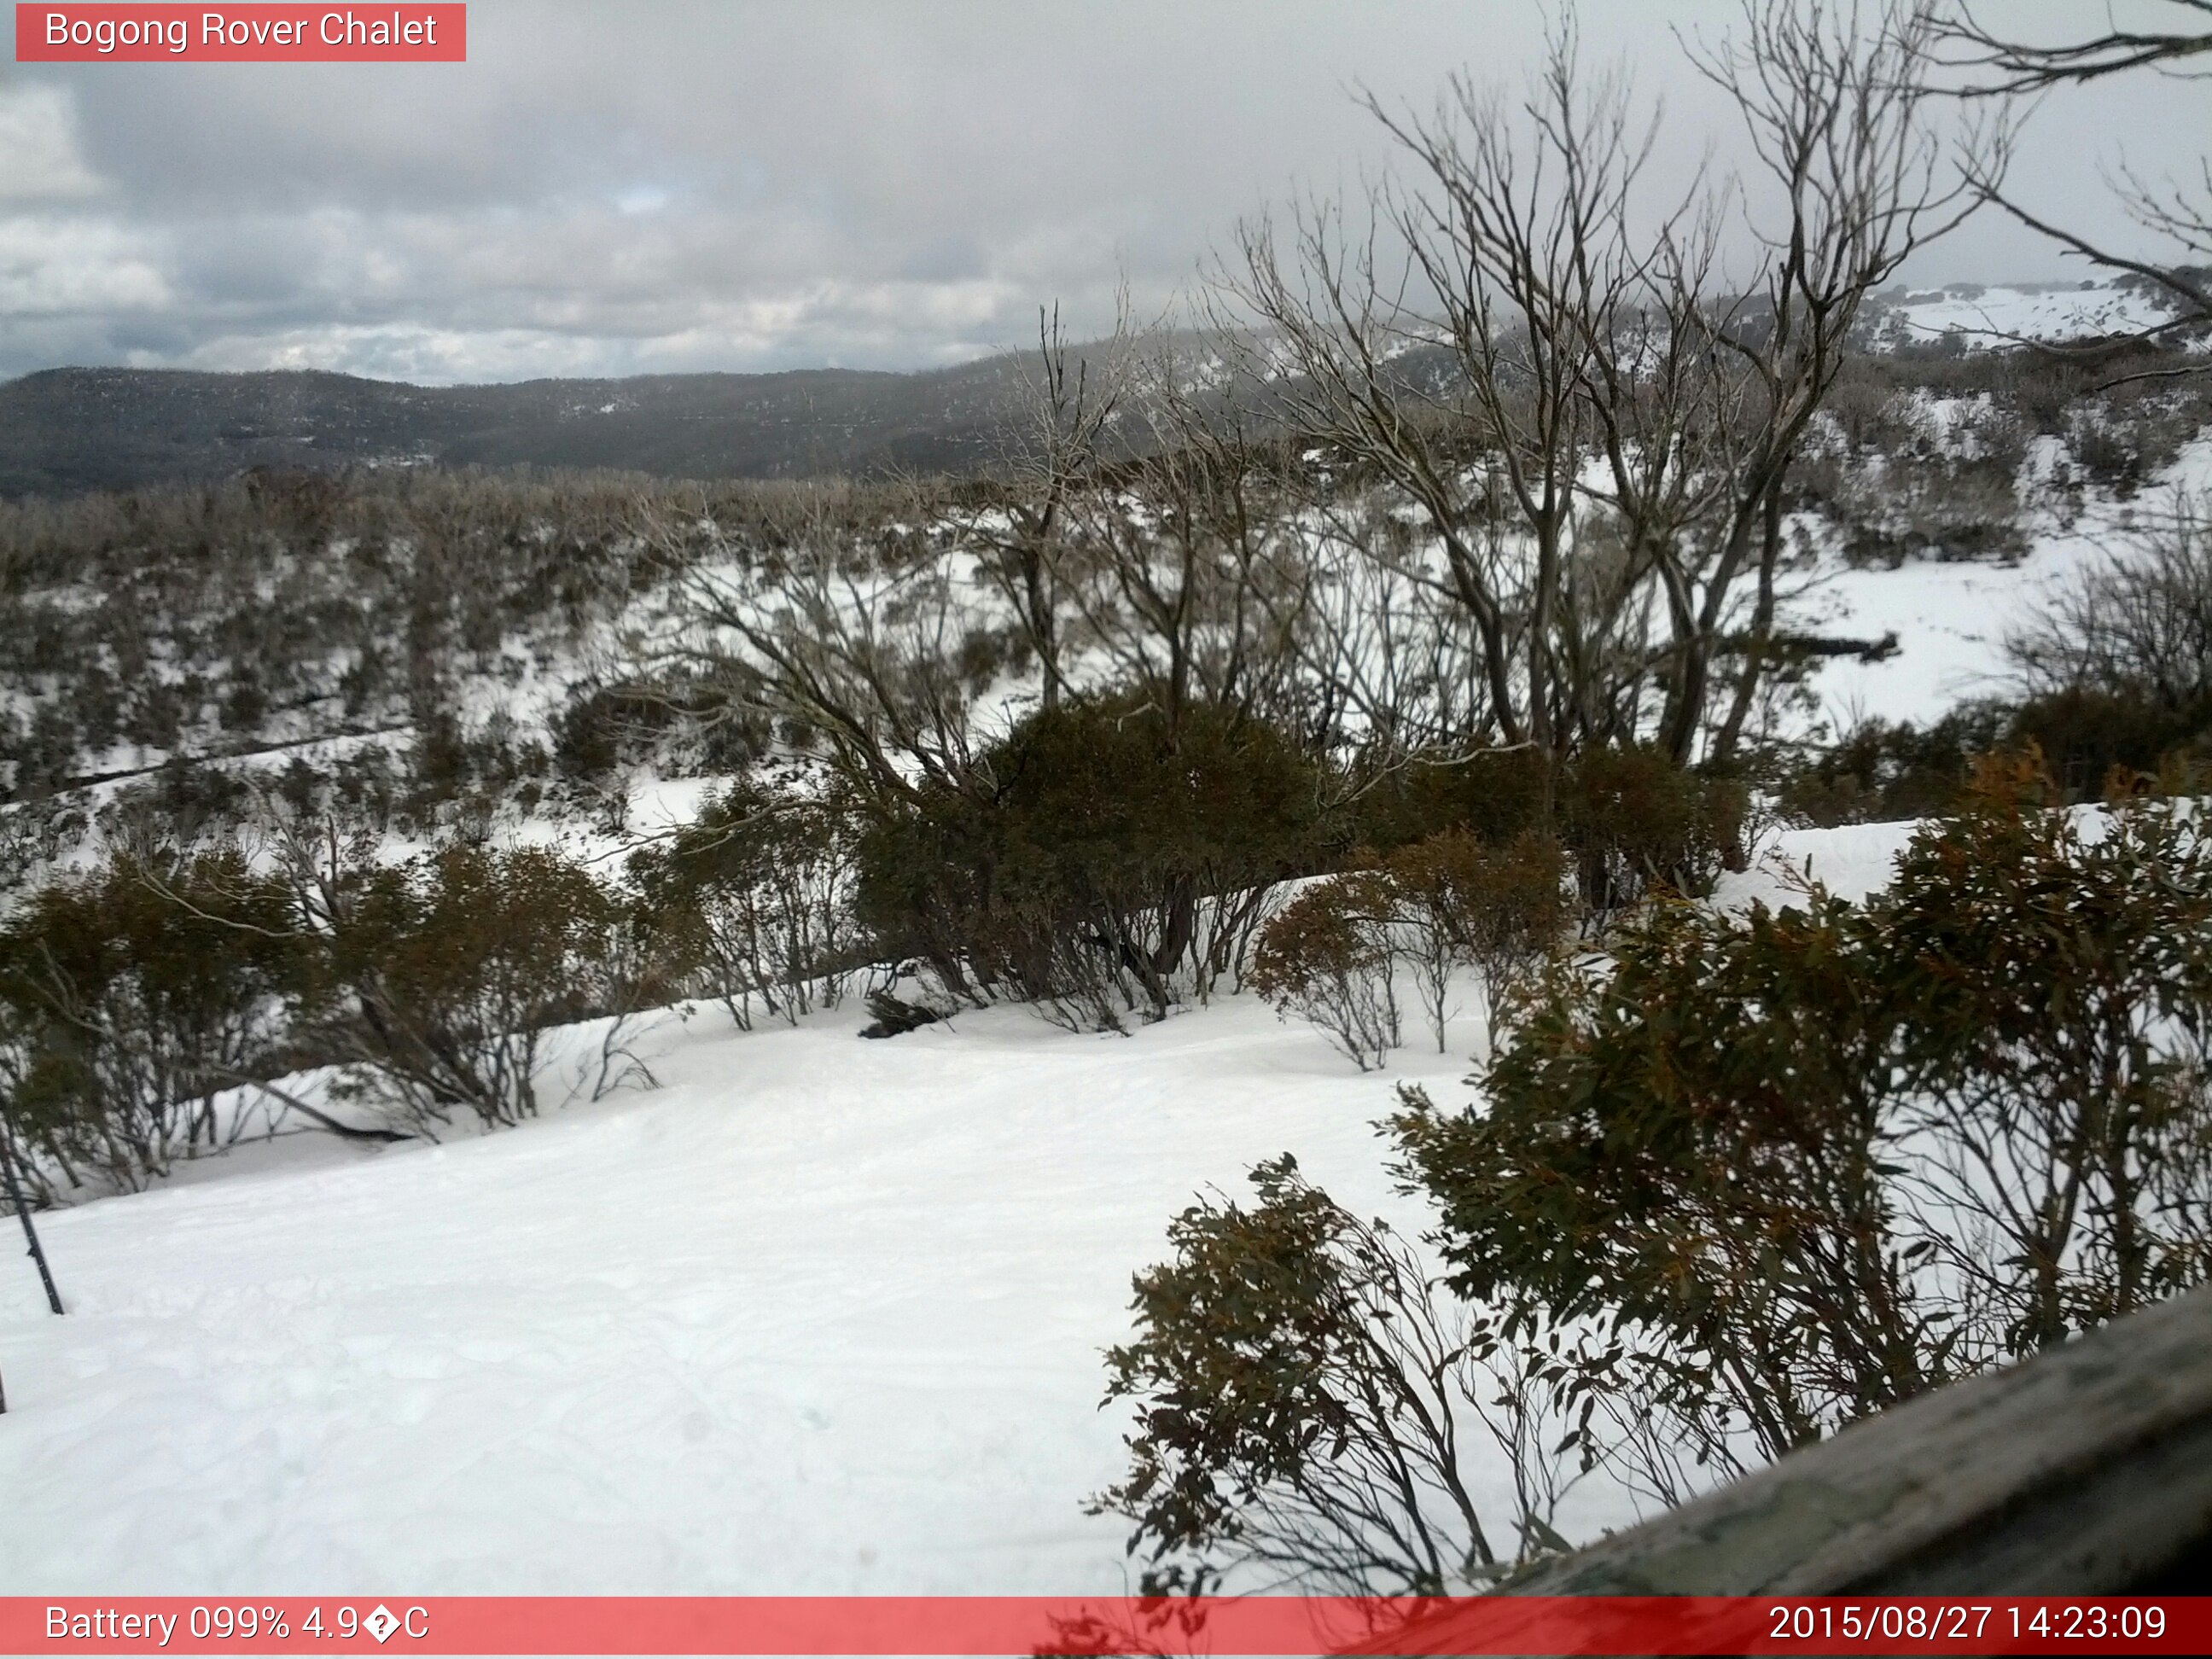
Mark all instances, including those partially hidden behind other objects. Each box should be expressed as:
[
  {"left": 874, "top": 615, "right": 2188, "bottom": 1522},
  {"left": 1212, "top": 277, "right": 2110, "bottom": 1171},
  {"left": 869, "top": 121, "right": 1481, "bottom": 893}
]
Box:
[
  {"left": 1713, "top": 480, "right": 1786, "bottom": 764},
  {"left": 0, "top": 1125, "right": 67, "bottom": 1318}
]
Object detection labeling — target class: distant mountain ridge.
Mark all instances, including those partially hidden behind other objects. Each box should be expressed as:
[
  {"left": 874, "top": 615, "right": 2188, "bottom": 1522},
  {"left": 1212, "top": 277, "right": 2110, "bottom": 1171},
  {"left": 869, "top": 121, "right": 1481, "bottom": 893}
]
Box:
[
  {"left": 4, "top": 276, "right": 2190, "bottom": 501},
  {"left": 0, "top": 358, "right": 1045, "bottom": 499}
]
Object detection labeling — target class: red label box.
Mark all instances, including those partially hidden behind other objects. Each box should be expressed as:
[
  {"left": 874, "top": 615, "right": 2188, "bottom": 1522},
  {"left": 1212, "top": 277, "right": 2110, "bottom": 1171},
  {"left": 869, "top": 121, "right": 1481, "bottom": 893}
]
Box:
[
  {"left": 15, "top": 4, "right": 466, "bottom": 61},
  {"left": 3, "top": 1596, "right": 2208, "bottom": 1656}
]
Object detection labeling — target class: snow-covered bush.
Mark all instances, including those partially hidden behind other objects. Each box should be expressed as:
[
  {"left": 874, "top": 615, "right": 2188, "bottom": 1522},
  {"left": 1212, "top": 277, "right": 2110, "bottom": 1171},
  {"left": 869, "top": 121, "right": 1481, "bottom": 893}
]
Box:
[{"left": 2061, "top": 397, "right": 2207, "bottom": 500}]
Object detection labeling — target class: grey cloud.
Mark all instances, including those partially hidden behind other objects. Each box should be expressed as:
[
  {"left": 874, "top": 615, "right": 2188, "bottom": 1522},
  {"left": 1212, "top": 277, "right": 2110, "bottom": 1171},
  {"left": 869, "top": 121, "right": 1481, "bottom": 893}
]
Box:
[{"left": 0, "top": 0, "right": 2205, "bottom": 382}]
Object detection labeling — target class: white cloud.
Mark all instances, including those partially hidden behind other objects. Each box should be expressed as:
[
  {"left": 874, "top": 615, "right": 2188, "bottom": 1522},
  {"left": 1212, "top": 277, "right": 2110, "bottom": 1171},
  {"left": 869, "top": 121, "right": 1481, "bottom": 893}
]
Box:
[
  {"left": 0, "top": 84, "right": 106, "bottom": 202},
  {"left": 0, "top": 214, "right": 168, "bottom": 314}
]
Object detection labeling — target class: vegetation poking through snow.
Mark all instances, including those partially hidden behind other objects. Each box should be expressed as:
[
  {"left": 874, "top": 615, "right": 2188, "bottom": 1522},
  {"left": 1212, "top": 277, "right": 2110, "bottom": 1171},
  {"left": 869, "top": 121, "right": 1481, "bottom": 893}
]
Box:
[{"left": 1108, "top": 758, "right": 2212, "bottom": 1594}]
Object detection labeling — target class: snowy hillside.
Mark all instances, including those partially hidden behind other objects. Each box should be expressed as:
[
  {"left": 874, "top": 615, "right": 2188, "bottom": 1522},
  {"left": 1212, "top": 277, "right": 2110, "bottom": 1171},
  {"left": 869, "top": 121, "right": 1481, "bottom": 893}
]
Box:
[
  {"left": 3, "top": 276, "right": 2209, "bottom": 1596},
  {"left": 0, "top": 795, "right": 1992, "bottom": 1598},
  {"left": 1803, "top": 434, "right": 2212, "bottom": 731},
  {"left": 1864, "top": 276, "right": 2187, "bottom": 352}
]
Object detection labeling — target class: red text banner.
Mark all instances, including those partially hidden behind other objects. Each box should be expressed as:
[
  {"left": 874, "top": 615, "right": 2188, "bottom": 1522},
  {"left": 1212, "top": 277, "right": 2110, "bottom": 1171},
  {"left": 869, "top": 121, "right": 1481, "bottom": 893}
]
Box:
[
  {"left": 3, "top": 1596, "right": 2205, "bottom": 1656},
  {"left": 15, "top": 5, "right": 465, "bottom": 61}
]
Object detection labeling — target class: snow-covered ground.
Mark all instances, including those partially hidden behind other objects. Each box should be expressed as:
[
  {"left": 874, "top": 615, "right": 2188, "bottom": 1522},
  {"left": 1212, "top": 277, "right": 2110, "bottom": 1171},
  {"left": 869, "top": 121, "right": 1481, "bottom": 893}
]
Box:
[
  {"left": 1795, "top": 435, "right": 2212, "bottom": 734},
  {"left": 0, "top": 785, "right": 1956, "bottom": 1598},
  {"left": 0, "top": 791, "right": 1956, "bottom": 1598},
  {"left": 1867, "top": 279, "right": 2183, "bottom": 351},
  {"left": 0, "top": 989, "right": 1557, "bottom": 1594},
  {"left": 1714, "top": 819, "right": 1924, "bottom": 912},
  {"left": 7, "top": 426, "right": 2206, "bottom": 1592}
]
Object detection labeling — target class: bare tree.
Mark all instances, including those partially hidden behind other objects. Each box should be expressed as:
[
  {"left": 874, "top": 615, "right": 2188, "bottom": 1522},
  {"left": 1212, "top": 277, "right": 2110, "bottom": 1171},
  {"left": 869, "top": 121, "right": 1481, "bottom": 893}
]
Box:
[
  {"left": 2006, "top": 488, "right": 2212, "bottom": 711},
  {"left": 1684, "top": 0, "right": 1976, "bottom": 762},
  {"left": 1220, "top": 22, "right": 1656, "bottom": 775},
  {"left": 1222, "top": 5, "right": 1970, "bottom": 772},
  {"left": 1283, "top": 498, "right": 1499, "bottom": 783},
  {"left": 1947, "top": 0, "right": 2212, "bottom": 89},
  {"left": 1057, "top": 329, "right": 1312, "bottom": 739},
  {"left": 641, "top": 486, "right": 993, "bottom": 808},
  {"left": 947, "top": 302, "right": 1132, "bottom": 712}
]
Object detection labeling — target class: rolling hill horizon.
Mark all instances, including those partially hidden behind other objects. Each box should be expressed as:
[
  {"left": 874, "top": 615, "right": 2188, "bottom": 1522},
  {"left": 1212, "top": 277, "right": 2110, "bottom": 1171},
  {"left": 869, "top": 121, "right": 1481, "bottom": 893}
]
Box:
[
  {"left": 0, "top": 356, "right": 1045, "bottom": 498},
  {"left": 2, "top": 276, "right": 2186, "bottom": 501}
]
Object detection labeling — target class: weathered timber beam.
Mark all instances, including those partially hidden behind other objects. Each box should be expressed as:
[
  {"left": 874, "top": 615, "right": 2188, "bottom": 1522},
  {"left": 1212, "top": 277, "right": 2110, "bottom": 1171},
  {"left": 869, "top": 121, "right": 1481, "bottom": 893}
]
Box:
[{"left": 1346, "top": 1282, "right": 2212, "bottom": 1654}]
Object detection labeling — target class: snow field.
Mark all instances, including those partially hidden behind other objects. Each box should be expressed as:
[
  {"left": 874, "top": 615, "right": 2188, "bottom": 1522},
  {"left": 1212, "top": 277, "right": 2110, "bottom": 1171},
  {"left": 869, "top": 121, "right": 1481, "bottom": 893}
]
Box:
[
  {"left": 0, "top": 991, "right": 1536, "bottom": 1593},
  {"left": 5, "top": 275, "right": 2204, "bottom": 1595},
  {"left": 0, "top": 812, "right": 1943, "bottom": 1593},
  {"left": 1798, "top": 435, "right": 2212, "bottom": 735},
  {"left": 1870, "top": 282, "right": 2182, "bottom": 350}
]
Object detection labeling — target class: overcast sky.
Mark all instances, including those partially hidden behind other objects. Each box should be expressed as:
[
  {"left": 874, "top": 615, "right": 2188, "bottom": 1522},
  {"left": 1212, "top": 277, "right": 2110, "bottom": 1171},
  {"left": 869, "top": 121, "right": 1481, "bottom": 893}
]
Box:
[{"left": 1, "top": 1, "right": 2204, "bottom": 384}]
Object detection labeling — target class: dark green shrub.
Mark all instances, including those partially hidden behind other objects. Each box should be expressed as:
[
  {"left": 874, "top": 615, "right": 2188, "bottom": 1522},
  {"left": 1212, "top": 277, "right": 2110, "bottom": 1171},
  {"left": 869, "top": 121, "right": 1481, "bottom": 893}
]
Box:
[
  {"left": 1094, "top": 1155, "right": 1557, "bottom": 1598},
  {"left": 298, "top": 841, "right": 628, "bottom": 1132},
  {"left": 854, "top": 697, "right": 1326, "bottom": 1026},
  {"left": 2009, "top": 685, "right": 2212, "bottom": 796},
  {"left": 1396, "top": 892, "right": 1925, "bottom": 1484},
  {"left": 631, "top": 775, "right": 858, "bottom": 1028},
  {"left": 1771, "top": 706, "right": 2007, "bottom": 826},
  {"left": 1877, "top": 754, "right": 2212, "bottom": 1348},
  {"left": 1340, "top": 747, "right": 1550, "bottom": 856},
  {"left": 2, "top": 830, "right": 669, "bottom": 1179},
  {"left": 1557, "top": 746, "right": 1745, "bottom": 917},
  {"left": 551, "top": 684, "right": 679, "bottom": 783},
  {"left": 1394, "top": 756, "right": 2212, "bottom": 1492},
  {"left": 850, "top": 779, "right": 1004, "bottom": 1000},
  {"left": 0, "top": 849, "right": 296, "bottom": 1195}
]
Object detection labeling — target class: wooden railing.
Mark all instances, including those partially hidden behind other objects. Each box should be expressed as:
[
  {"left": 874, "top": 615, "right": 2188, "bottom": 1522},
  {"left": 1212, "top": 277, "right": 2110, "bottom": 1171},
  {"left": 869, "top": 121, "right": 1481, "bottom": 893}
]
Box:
[{"left": 1349, "top": 1282, "right": 2212, "bottom": 1653}]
